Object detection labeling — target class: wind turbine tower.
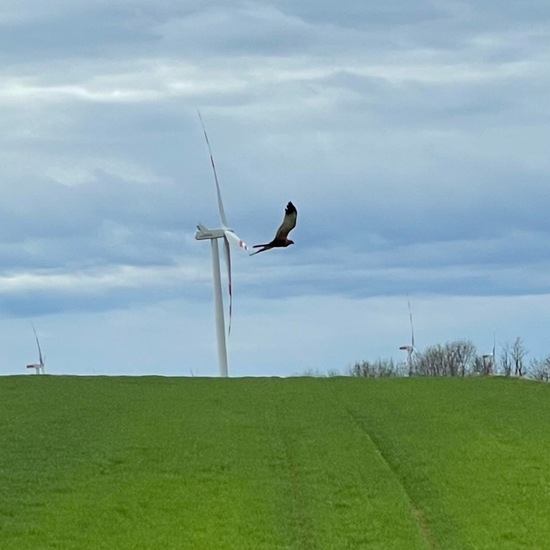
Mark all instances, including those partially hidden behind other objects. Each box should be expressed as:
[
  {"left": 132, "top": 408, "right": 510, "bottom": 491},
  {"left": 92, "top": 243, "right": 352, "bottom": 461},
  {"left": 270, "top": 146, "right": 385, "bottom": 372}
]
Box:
[
  {"left": 481, "top": 331, "right": 497, "bottom": 374},
  {"left": 195, "top": 113, "right": 249, "bottom": 377}
]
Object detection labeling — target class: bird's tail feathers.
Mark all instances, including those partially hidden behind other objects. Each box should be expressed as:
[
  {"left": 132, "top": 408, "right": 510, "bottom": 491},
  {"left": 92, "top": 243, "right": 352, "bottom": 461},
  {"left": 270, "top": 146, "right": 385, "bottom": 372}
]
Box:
[{"left": 250, "top": 246, "right": 269, "bottom": 256}]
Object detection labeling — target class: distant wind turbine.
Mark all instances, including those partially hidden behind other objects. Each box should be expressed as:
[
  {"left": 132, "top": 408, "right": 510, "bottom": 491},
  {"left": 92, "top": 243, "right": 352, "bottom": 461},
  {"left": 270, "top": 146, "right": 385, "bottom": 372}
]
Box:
[
  {"left": 26, "top": 324, "right": 45, "bottom": 375},
  {"left": 399, "top": 298, "right": 417, "bottom": 375},
  {"left": 195, "top": 112, "right": 249, "bottom": 377}
]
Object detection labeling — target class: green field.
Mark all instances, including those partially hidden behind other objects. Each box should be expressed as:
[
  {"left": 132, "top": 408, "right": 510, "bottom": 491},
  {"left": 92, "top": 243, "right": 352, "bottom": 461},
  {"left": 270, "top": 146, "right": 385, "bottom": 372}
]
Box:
[{"left": 1, "top": 376, "right": 549, "bottom": 549}]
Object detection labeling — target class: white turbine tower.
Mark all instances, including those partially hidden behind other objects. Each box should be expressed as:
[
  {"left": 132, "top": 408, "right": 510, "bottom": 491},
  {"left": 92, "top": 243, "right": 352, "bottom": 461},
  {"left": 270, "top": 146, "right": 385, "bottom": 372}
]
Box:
[
  {"left": 26, "top": 324, "right": 45, "bottom": 375},
  {"left": 481, "top": 331, "right": 497, "bottom": 374},
  {"left": 399, "top": 299, "right": 417, "bottom": 375},
  {"left": 195, "top": 112, "right": 249, "bottom": 377}
]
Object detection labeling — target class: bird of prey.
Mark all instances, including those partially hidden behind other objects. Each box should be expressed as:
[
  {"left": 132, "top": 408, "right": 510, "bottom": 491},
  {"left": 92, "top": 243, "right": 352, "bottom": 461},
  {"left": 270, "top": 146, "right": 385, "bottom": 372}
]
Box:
[{"left": 251, "top": 202, "right": 297, "bottom": 255}]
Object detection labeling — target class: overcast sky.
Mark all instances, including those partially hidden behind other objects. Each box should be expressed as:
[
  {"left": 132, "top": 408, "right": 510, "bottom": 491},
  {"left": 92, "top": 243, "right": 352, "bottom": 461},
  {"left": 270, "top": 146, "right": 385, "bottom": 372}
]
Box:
[{"left": 1, "top": 1, "right": 550, "bottom": 376}]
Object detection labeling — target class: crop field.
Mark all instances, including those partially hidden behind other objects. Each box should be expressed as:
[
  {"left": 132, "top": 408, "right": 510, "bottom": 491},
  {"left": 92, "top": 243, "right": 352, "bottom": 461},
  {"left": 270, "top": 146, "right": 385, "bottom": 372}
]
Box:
[{"left": 1, "top": 376, "right": 549, "bottom": 549}]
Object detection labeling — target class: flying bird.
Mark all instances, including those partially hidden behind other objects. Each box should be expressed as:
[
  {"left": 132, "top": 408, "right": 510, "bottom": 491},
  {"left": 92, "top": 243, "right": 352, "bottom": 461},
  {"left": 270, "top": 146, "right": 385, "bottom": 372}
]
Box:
[{"left": 251, "top": 202, "right": 297, "bottom": 255}]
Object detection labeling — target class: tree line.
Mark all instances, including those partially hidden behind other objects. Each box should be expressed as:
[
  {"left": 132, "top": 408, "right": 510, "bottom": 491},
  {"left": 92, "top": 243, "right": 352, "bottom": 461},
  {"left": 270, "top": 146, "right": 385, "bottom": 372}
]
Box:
[{"left": 348, "top": 337, "right": 550, "bottom": 381}]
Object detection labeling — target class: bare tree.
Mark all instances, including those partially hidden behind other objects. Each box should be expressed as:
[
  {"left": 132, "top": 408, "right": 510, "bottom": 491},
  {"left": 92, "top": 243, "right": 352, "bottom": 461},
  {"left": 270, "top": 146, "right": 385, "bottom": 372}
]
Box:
[
  {"left": 445, "top": 340, "right": 477, "bottom": 376},
  {"left": 476, "top": 352, "right": 496, "bottom": 375},
  {"left": 500, "top": 342, "right": 512, "bottom": 376},
  {"left": 472, "top": 354, "right": 494, "bottom": 375},
  {"left": 348, "top": 358, "right": 403, "bottom": 378},
  {"left": 482, "top": 353, "right": 495, "bottom": 375},
  {"left": 511, "top": 337, "right": 527, "bottom": 377},
  {"left": 413, "top": 344, "right": 446, "bottom": 376},
  {"left": 412, "top": 340, "right": 477, "bottom": 376},
  {"left": 529, "top": 357, "right": 550, "bottom": 382}
]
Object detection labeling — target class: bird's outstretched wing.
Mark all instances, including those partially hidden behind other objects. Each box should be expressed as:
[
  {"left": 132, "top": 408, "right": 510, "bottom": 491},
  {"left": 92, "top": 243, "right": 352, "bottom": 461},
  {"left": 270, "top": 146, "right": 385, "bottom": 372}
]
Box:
[{"left": 274, "top": 202, "right": 297, "bottom": 241}]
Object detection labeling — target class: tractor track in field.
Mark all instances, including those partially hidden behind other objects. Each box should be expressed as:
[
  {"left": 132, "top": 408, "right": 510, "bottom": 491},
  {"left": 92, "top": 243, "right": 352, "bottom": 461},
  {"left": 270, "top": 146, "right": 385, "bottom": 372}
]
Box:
[
  {"left": 278, "top": 427, "right": 317, "bottom": 550},
  {"left": 345, "top": 408, "right": 440, "bottom": 550},
  {"left": 267, "top": 394, "right": 318, "bottom": 549}
]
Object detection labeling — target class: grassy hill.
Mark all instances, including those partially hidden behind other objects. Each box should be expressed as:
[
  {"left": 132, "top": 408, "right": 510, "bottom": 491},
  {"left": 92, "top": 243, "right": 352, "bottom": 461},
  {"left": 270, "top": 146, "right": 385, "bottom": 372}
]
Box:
[{"left": 1, "top": 376, "right": 549, "bottom": 549}]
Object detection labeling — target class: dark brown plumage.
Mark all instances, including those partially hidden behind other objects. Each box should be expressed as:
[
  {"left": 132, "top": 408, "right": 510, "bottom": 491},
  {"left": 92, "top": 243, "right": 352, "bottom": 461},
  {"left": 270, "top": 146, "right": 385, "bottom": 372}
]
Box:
[{"left": 251, "top": 202, "right": 297, "bottom": 255}]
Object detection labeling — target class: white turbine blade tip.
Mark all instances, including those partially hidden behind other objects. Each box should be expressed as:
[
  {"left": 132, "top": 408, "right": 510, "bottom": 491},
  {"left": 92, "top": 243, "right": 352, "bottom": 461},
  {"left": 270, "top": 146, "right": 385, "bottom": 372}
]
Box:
[{"left": 224, "top": 229, "right": 249, "bottom": 251}]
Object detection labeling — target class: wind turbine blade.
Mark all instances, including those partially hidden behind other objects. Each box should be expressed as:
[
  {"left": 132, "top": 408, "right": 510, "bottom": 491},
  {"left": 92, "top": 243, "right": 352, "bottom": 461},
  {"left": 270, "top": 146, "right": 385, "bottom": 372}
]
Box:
[
  {"left": 222, "top": 235, "right": 233, "bottom": 336},
  {"left": 224, "top": 229, "right": 249, "bottom": 252},
  {"left": 31, "top": 323, "right": 44, "bottom": 366},
  {"left": 198, "top": 110, "right": 228, "bottom": 227},
  {"left": 408, "top": 298, "right": 415, "bottom": 349}
]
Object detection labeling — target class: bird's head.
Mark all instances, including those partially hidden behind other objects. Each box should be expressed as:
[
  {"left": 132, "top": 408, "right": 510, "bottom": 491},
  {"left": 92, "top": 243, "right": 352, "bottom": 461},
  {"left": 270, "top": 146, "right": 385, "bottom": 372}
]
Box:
[{"left": 287, "top": 239, "right": 294, "bottom": 246}]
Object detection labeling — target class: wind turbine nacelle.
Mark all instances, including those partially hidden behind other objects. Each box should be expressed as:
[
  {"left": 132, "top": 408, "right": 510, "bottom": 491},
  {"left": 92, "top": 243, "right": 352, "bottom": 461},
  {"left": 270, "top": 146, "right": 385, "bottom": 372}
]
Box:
[
  {"left": 399, "top": 345, "right": 413, "bottom": 351},
  {"left": 195, "top": 224, "right": 226, "bottom": 240}
]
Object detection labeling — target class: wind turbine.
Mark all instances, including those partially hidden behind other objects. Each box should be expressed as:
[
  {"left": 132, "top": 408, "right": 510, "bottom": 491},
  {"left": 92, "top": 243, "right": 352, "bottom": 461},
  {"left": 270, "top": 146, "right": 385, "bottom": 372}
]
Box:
[
  {"left": 399, "top": 298, "right": 417, "bottom": 376},
  {"left": 26, "top": 324, "right": 45, "bottom": 375},
  {"left": 194, "top": 112, "right": 249, "bottom": 377}
]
